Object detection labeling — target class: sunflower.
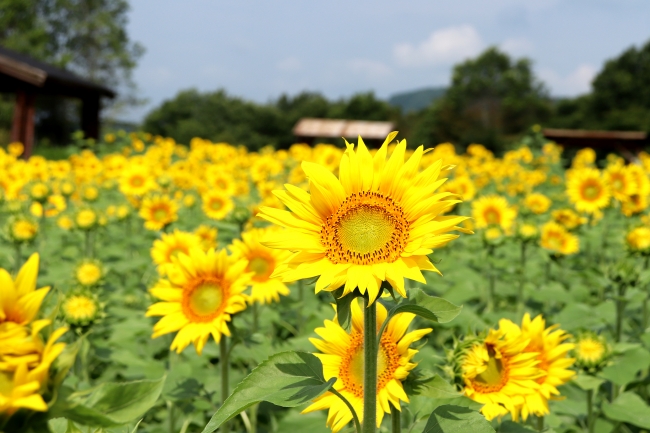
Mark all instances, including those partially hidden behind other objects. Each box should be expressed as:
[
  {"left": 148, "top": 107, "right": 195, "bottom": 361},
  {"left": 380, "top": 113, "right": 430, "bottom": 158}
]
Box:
[
  {"left": 150, "top": 229, "right": 202, "bottom": 276},
  {"left": 566, "top": 168, "right": 610, "bottom": 215},
  {"left": 139, "top": 194, "right": 179, "bottom": 231},
  {"left": 7, "top": 217, "right": 39, "bottom": 243},
  {"left": 202, "top": 191, "right": 234, "bottom": 221},
  {"left": 472, "top": 195, "right": 517, "bottom": 231},
  {"left": 573, "top": 332, "right": 610, "bottom": 373},
  {"left": 539, "top": 222, "right": 579, "bottom": 256},
  {"left": 302, "top": 299, "right": 431, "bottom": 432},
  {"left": 0, "top": 254, "right": 50, "bottom": 326},
  {"left": 0, "top": 363, "right": 48, "bottom": 416},
  {"left": 626, "top": 226, "right": 650, "bottom": 253},
  {"left": 119, "top": 165, "right": 154, "bottom": 197},
  {"left": 518, "top": 224, "right": 538, "bottom": 241},
  {"left": 74, "top": 259, "right": 104, "bottom": 287},
  {"left": 146, "top": 248, "right": 250, "bottom": 354},
  {"left": 442, "top": 176, "right": 476, "bottom": 201},
  {"left": 461, "top": 326, "right": 543, "bottom": 421},
  {"left": 523, "top": 193, "right": 551, "bottom": 215},
  {"left": 62, "top": 293, "right": 101, "bottom": 327},
  {"left": 499, "top": 314, "right": 575, "bottom": 419},
  {"left": 258, "top": 133, "right": 468, "bottom": 304},
  {"left": 230, "top": 228, "right": 292, "bottom": 304},
  {"left": 75, "top": 208, "right": 98, "bottom": 230},
  {"left": 604, "top": 165, "right": 636, "bottom": 202},
  {"left": 621, "top": 193, "right": 649, "bottom": 217},
  {"left": 194, "top": 224, "right": 218, "bottom": 250}
]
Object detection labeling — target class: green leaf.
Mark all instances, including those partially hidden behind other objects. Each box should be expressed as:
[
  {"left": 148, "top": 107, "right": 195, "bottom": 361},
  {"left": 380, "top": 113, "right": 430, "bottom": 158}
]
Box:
[
  {"left": 48, "top": 418, "right": 83, "bottom": 433},
  {"left": 498, "top": 421, "right": 538, "bottom": 433},
  {"left": 572, "top": 374, "right": 605, "bottom": 391},
  {"left": 389, "top": 288, "right": 462, "bottom": 324},
  {"left": 599, "top": 347, "right": 650, "bottom": 386},
  {"left": 602, "top": 392, "right": 650, "bottom": 429},
  {"left": 422, "top": 404, "right": 496, "bottom": 433},
  {"left": 332, "top": 288, "right": 354, "bottom": 330},
  {"left": 201, "top": 351, "right": 336, "bottom": 433},
  {"left": 51, "top": 377, "right": 165, "bottom": 427}
]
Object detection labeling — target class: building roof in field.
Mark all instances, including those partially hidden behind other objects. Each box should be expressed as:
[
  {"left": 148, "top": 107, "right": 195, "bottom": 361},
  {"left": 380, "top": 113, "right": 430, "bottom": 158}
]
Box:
[
  {"left": 293, "top": 118, "right": 394, "bottom": 140},
  {"left": 0, "top": 45, "right": 115, "bottom": 98},
  {"left": 543, "top": 128, "right": 647, "bottom": 141}
]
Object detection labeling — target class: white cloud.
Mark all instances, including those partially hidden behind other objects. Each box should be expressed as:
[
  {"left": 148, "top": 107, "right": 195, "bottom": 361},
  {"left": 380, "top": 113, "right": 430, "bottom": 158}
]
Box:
[
  {"left": 499, "top": 38, "right": 533, "bottom": 56},
  {"left": 539, "top": 64, "right": 597, "bottom": 96},
  {"left": 393, "top": 25, "right": 483, "bottom": 67},
  {"left": 276, "top": 56, "right": 302, "bottom": 72},
  {"left": 347, "top": 59, "right": 392, "bottom": 79}
]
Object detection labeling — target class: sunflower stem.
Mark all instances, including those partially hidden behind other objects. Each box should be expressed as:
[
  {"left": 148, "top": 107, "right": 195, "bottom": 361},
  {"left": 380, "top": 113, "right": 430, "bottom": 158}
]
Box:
[
  {"left": 252, "top": 302, "right": 259, "bottom": 333},
  {"left": 517, "top": 241, "right": 527, "bottom": 313},
  {"left": 363, "top": 295, "right": 378, "bottom": 433},
  {"left": 221, "top": 336, "right": 230, "bottom": 433},
  {"left": 486, "top": 244, "right": 496, "bottom": 312},
  {"left": 587, "top": 389, "right": 594, "bottom": 433},
  {"left": 13, "top": 242, "right": 21, "bottom": 274},
  {"left": 84, "top": 230, "right": 93, "bottom": 258},
  {"left": 535, "top": 415, "right": 544, "bottom": 432},
  {"left": 391, "top": 404, "right": 401, "bottom": 433},
  {"left": 331, "top": 388, "right": 362, "bottom": 433}
]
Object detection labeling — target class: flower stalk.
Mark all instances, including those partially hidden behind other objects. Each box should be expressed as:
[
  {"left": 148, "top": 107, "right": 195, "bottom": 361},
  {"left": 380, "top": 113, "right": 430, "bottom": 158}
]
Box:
[
  {"left": 221, "top": 336, "right": 230, "bottom": 433},
  {"left": 363, "top": 294, "right": 377, "bottom": 433},
  {"left": 391, "top": 405, "right": 401, "bottom": 433}
]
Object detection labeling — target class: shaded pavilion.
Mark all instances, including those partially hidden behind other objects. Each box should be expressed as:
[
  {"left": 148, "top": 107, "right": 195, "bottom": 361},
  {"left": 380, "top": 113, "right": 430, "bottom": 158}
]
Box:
[
  {"left": 293, "top": 118, "right": 395, "bottom": 146},
  {"left": 0, "top": 46, "right": 115, "bottom": 158},
  {"left": 543, "top": 128, "right": 648, "bottom": 160}
]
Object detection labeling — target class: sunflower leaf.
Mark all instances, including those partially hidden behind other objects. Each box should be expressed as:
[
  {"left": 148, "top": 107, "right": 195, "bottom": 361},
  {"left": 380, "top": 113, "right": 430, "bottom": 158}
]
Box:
[
  {"left": 332, "top": 288, "right": 354, "bottom": 329},
  {"left": 388, "top": 288, "right": 462, "bottom": 324},
  {"left": 201, "top": 351, "right": 336, "bottom": 433},
  {"left": 602, "top": 392, "right": 650, "bottom": 429},
  {"left": 422, "top": 404, "right": 495, "bottom": 433}
]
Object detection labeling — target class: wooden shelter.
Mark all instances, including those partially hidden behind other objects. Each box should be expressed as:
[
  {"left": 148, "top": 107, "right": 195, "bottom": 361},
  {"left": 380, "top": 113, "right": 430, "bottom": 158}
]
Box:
[
  {"left": 0, "top": 46, "right": 115, "bottom": 158},
  {"left": 543, "top": 128, "right": 648, "bottom": 157},
  {"left": 293, "top": 118, "right": 394, "bottom": 145}
]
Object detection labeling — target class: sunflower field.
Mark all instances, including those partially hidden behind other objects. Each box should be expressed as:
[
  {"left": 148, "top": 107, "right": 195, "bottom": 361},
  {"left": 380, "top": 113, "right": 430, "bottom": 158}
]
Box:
[{"left": 1, "top": 129, "right": 650, "bottom": 433}]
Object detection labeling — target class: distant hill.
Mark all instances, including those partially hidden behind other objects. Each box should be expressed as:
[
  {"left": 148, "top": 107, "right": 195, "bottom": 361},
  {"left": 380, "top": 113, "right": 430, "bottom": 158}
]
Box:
[{"left": 388, "top": 87, "right": 447, "bottom": 113}]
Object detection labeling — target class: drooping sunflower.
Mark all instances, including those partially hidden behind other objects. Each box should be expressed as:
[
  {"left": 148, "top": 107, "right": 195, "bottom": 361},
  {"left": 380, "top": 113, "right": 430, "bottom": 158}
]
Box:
[
  {"left": 566, "top": 168, "right": 610, "bottom": 215},
  {"left": 523, "top": 193, "right": 551, "bottom": 215},
  {"left": 0, "top": 254, "right": 50, "bottom": 326},
  {"left": 460, "top": 327, "right": 543, "bottom": 421},
  {"left": 472, "top": 195, "right": 517, "bottom": 231},
  {"left": 146, "top": 248, "right": 250, "bottom": 354},
  {"left": 539, "top": 222, "right": 579, "bottom": 256},
  {"left": 230, "top": 228, "right": 292, "bottom": 304},
  {"left": 499, "top": 314, "right": 575, "bottom": 419},
  {"left": 302, "top": 299, "right": 431, "bottom": 432},
  {"left": 139, "top": 194, "right": 179, "bottom": 231},
  {"left": 202, "top": 191, "right": 234, "bottom": 221},
  {"left": 150, "top": 229, "right": 203, "bottom": 276},
  {"left": 258, "top": 132, "right": 468, "bottom": 304}
]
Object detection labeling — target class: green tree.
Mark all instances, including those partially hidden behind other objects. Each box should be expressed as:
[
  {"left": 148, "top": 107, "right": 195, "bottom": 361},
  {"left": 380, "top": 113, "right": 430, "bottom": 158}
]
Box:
[{"left": 413, "top": 47, "right": 552, "bottom": 152}]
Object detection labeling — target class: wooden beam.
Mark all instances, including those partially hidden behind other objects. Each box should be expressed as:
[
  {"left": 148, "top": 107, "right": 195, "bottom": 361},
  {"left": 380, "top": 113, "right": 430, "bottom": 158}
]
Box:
[
  {"left": 10, "top": 90, "right": 36, "bottom": 158},
  {"left": 81, "top": 96, "right": 100, "bottom": 139},
  {"left": 0, "top": 54, "right": 47, "bottom": 86},
  {"left": 10, "top": 91, "right": 26, "bottom": 143}
]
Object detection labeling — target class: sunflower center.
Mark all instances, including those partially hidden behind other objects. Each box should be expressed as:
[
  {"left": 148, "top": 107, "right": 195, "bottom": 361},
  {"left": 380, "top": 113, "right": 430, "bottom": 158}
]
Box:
[
  {"left": 612, "top": 178, "right": 623, "bottom": 192},
  {"left": 210, "top": 199, "right": 223, "bottom": 210},
  {"left": 582, "top": 183, "right": 601, "bottom": 200},
  {"left": 248, "top": 256, "right": 274, "bottom": 281},
  {"left": 77, "top": 264, "right": 101, "bottom": 285},
  {"left": 578, "top": 339, "right": 605, "bottom": 362},
  {"left": 338, "top": 331, "right": 401, "bottom": 398},
  {"left": 484, "top": 208, "right": 500, "bottom": 225},
  {"left": 183, "top": 280, "right": 225, "bottom": 322},
  {"left": 322, "top": 191, "right": 408, "bottom": 265},
  {"left": 153, "top": 207, "right": 170, "bottom": 221},
  {"left": 471, "top": 345, "right": 509, "bottom": 393},
  {"left": 131, "top": 176, "right": 144, "bottom": 187}
]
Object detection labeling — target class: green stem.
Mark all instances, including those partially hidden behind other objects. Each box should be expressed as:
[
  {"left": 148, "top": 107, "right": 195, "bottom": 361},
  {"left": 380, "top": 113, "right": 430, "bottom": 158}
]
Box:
[
  {"left": 14, "top": 242, "right": 21, "bottom": 274},
  {"left": 252, "top": 302, "right": 259, "bottom": 333},
  {"left": 167, "top": 400, "right": 175, "bottom": 433},
  {"left": 363, "top": 295, "right": 377, "bottom": 433},
  {"left": 391, "top": 404, "right": 401, "bottom": 433},
  {"left": 615, "top": 283, "right": 626, "bottom": 343},
  {"left": 249, "top": 403, "right": 258, "bottom": 433},
  {"left": 486, "top": 245, "right": 496, "bottom": 312},
  {"left": 331, "top": 388, "right": 361, "bottom": 433},
  {"left": 535, "top": 415, "right": 544, "bottom": 432},
  {"left": 84, "top": 230, "right": 93, "bottom": 258},
  {"left": 221, "top": 336, "right": 230, "bottom": 433},
  {"left": 587, "top": 389, "right": 594, "bottom": 433},
  {"left": 518, "top": 241, "right": 527, "bottom": 313}
]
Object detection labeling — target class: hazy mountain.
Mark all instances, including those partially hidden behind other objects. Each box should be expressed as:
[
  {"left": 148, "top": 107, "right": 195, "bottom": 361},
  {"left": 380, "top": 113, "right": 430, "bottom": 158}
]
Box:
[{"left": 388, "top": 87, "right": 447, "bottom": 113}]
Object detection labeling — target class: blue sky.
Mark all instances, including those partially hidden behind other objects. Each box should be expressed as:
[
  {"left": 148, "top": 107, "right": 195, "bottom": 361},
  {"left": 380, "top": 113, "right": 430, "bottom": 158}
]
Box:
[{"left": 121, "top": 0, "right": 650, "bottom": 121}]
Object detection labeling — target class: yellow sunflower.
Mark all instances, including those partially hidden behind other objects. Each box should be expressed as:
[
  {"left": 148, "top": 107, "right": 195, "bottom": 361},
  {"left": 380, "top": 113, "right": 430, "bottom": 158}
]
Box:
[
  {"left": 230, "top": 228, "right": 292, "bottom": 304},
  {"left": 499, "top": 314, "right": 575, "bottom": 419},
  {"left": 258, "top": 132, "right": 468, "bottom": 304},
  {"left": 604, "top": 165, "right": 636, "bottom": 202},
  {"left": 523, "top": 193, "right": 551, "bottom": 215},
  {"left": 75, "top": 208, "right": 98, "bottom": 230},
  {"left": 194, "top": 224, "right": 218, "bottom": 251},
  {"left": 8, "top": 217, "right": 39, "bottom": 243},
  {"left": 202, "top": 191, "right": 234, "bottom": 221},
  {"left": 461, "top": 327, "right": 543, "bottom": 421},
  {"left": 74, "top": 259, "right": 104, "bottom": 287},
  {"left": 0, "top": 254, "right": 50, "bottom": 326},
  {"left": 539, "top": 222, "right": 579, "bottom": 256},
  {"left": 119, "top": 165, "right": 154, "bottom": 197},
  {"left": 145, "top": 248, "right": 250, "bottom": 354},
  {"left": 626, "top": 226, "right": 650, "bottom": 253},
  {"left": 150, "top": 229, "right": 202, "bottom": 276},
  {"left": 573, "top": 332, "right": 609, "bottom": 372},
  {"left": 472, "top": 195, "right": 517, "bottom": 231},
  {"left": 566, "top": 168, "right": 610, "bottom": 214},
  {"left": 139, "top": 194, "right": 178, "bottom": 231},
  {"left": 62, "top": 294, "right": 99, "bottom": 326},
  {"left": 552, "top": 208, "right": 586, "bottom": 230},
  {"left": 302, "top": 299, "right": 431, "bottom": 432},
  {"left": 621, "top": 193, "right": 649, "bottom": 217},
  {"left": 0, "top": 363, "right": 48, "bottom": 416}
]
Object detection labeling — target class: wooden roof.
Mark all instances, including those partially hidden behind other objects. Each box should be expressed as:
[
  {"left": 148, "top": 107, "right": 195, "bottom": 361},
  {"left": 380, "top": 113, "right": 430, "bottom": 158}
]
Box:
[
  {"left": 0, "top": 45, "right": 115, "bottom": 98},
  {"left": 293, "top": 118, "right": 394, "bottom": 140},
  {"left": 543, "top": 128, "right": 647, "bottom": 141}
]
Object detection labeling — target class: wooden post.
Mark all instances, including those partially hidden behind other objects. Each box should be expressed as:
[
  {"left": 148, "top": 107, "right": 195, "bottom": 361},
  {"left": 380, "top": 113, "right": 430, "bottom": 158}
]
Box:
[
  {"left": 10, "top": 90, "right": 36, "bottom": 158},
  {"left": 81, "top": 95, "right": 100, "bottom": 139}
]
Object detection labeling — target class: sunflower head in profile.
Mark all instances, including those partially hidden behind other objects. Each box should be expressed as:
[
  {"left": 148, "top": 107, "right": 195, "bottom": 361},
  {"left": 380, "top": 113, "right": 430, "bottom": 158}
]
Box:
[
  {"left": 139, "top": 194, "right": 179, "bottom": 231},
  {"left": 151, "top": 229, "right": 203, "bottom": 276},
  {"left": 499, "top": 314, "right": 575, "bottom": 420},
  {"left": 573, "top": 332, "right": 610, "bottom": 374},
  {"left": 552, "top": 208, "right": 586, "bottom": 230},
  {"left": 539, "top": 222, "right": 579, "bottom": 256},
  {"left": 258, "top": 132, "right": 469, "bottom": 304},
  {"left": 523, "top": 193, "right": 551, "bottom": 215},
  {"left": 146, "top": 248, "right": 251, "bottom": 354},
  {"left": 230, "top": 228, "right": 292, "bottom": 305},
  {"left": 302, "top": 299, "right": 431, "bottom": 432},
  {"left": 472, "top": 195, "right": 517, "bottom": 231},
  {"left": 459, "top": 325, "right": 543, "bottom": 421},
  {"left": 566, "top": 168, "right": 611, "bottom": 215},
  {"left": 626, "top": 226, "right": 650, "bottom": 254}
]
